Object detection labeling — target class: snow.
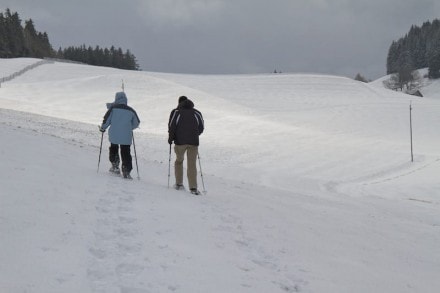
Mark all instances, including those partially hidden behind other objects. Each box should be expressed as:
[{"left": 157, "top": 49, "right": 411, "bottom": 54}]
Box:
[
  {"left": 0, "top": 58, "right": 42, "bottom": 78},
  {"left": 0, "top": 58, "right": 439, "bottom": 292}
]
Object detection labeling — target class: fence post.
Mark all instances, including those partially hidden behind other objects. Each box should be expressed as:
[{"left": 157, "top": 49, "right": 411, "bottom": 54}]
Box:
[{"left": 410, "top": 101, "right": 414, "bottom": 162}]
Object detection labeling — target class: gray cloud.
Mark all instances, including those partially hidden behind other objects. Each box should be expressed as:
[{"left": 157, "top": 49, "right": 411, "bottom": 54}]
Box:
[{"left": 1, "top": 0, "right": 439, "bottom": 79}]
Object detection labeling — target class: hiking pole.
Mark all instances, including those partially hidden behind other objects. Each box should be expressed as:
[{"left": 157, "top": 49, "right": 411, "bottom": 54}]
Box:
[
  {"left": 168, "top": 143, "right": 172, "bottom": 188},
  {"left": 97, "top": 128, "right": 104, "bottom": 173},
  {"left": 132, "top": 131, "right": 140, "bottom": 180},
  {"left": 197, "top": 152, "right": 207, "bottom": 194}
]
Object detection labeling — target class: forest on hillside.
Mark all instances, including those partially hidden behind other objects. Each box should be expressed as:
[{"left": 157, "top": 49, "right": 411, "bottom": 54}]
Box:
[
  {"left": 0, "top": 9, "right": 139, "bottom": 70},
  {"left": 387, "top": 19, "right": 440, "bottom": 79}
]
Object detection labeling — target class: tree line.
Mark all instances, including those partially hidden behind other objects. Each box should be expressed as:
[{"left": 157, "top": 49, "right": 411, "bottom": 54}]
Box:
[
  {"left": 386, "top": 19, "right": 440, "bottom": 80},
  {"left": 56, "top": 46, "right": 139, "bottom": 70},
  {"left": 0, "top": 9, "right": 139, "bottom": 70},
  {"left": 0, "top": 9, "right": 52, "bottom": 58}
]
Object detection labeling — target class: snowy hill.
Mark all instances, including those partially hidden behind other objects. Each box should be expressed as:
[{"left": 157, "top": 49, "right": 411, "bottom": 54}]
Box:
[
  {"left": 1, "top": 58, "right": 439, "bottom": 292},
  {"left": 370, "top": 68, "right": 440, "bottom": 100}
]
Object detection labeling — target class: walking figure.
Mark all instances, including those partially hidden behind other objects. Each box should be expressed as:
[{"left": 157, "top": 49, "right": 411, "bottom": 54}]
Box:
[
  {"left": 168, "top": 96, "right": 204, "bottom": 194},
  {"left": 100, "top": 92, "right": 140, "bottom": 179}
]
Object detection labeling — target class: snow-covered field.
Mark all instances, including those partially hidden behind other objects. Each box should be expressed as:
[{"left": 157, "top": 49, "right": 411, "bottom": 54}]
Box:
[{"left": 0, "top": 58, "right": 439, "bottom": 293}]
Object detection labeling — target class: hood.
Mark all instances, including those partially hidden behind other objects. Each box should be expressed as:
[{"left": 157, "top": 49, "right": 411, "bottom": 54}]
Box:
[
  {"left": 107, "top": 92, "right": 128, "bottom": 109},
  {"left": 178, "top": 99, "right": 194, "bottom": 109}
]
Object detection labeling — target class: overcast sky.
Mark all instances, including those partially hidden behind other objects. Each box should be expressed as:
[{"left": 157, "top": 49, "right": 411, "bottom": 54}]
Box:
[{"left": 1, "top": 0, "right": 440, "bottom": 79}]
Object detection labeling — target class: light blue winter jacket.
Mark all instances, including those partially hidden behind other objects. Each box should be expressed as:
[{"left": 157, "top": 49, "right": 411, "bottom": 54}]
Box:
[{"left": 101, "top": 92, "right": 140, "bottom": 145}]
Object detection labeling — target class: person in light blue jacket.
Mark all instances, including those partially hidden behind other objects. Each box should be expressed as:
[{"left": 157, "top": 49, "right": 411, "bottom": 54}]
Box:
[{"left": 100, "top": 92, "right": 140, "bottom": 179}]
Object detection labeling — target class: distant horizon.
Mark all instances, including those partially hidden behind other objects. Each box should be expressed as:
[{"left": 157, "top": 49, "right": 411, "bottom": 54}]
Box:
[
  {"left": 6, "top": 56, "right": 436, "bottom": 84},
  {"left": 1, "top": 1, "right": 439, "bottom": 80}
]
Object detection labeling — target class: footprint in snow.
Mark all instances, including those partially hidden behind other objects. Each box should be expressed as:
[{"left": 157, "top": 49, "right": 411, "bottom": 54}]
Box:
[
  {"left": 115, "top": 263, "right": 144, "bottom": 276},
  {"left": 117, "top": 243, "right": 142, "bottom": 256},
  {"left": 114, "top": 227, "right": 137, "bottom": 237},
  {"left": 119, "top": 216, "right": 137, "bottom": 224},
  {"left": 119, "top": 286, "right": 150, "bottom": 293},
  {"left": 89, "top": 247, "right": 107, "bottom": 259}
]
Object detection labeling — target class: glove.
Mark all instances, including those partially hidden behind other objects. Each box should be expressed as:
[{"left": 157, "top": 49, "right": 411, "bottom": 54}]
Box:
[
  {"left": 99, "top": 126, "right": 105, "bottom": 133},
  {"left": 168, "top": 137, "right": 173, "bottom": 145}
]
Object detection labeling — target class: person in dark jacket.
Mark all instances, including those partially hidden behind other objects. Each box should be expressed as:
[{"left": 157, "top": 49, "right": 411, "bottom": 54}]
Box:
[
  {"left": 100, "top": 91, "right": 140, "bottom": 179},
  {"left": 168, "top": 96, "right": 204, "bottom": 194}
]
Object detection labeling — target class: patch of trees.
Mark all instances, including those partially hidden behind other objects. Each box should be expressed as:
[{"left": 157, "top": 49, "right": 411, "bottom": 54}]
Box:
[
  {"left": 386, "top": 19, "right": 440, "bottom": 82},
  {"left": 354, "top": 73, "right": 369, "bottom": 83},
  {"left": 0, "top": 9, "right": 53, "bottom": 58},
  {"left": 56, "top": 45, "right": 139, "bottom": 70},
  {"left": 383, "top": 70, "right": 422, "bottom": 93},
  {"left": 0, "top": 8, "right": 139, "bottom": 70}
]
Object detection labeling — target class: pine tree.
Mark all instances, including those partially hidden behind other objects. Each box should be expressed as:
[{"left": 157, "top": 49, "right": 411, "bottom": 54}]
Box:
[
  {"left": 427, "top": 30, "right": 440, "bottom": 78},
  {"left": 386, "top": 41, "right": 399, "bottom": 74},
  {"left": 24, "top": 19, "right": 39, "bottom": 57},
  {"left": 57, "top": 44, "right": 139, "bottom": 70},
  {"left": 354, "top": 73, "right": 368, "bottom": 82},
  {"left": 0, "top": 9, "right": 54, "bottom": 58},
  {"left": 0, "top": 12, "right": 7, "bottom": 56},
  {"left": 397, "top": 48, "right": 414, "bottom": 88},
  {"left": 386, "top": 18, "right": 440, "bottom": 79},
  {"left": 4, "top": 9, "right": 26, "bottom": 57}
]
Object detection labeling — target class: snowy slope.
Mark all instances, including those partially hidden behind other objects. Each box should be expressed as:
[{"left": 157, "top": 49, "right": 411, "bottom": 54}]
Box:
[
  {"left": 1, "top": 59, "right": 439, "bottom": 293},
  {"left": 0, "top": 58, "right": 43, "bottom": 78}
]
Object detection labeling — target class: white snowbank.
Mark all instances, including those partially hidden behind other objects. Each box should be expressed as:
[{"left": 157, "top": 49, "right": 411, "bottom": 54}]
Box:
[{"left": 1, "top": 58, "right": 439, "bottom": 292}]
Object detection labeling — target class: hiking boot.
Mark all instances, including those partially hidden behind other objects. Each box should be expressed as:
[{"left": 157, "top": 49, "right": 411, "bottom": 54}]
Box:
[
  {"left": 190, "top": 188, "right": 201, "bottom": 195},
  {"left": 109, "top": 164, "right": 120, "bottom": 174},
  {"left": 122, "top": 170, "right": 132, "bottom": 180},
  {"left": 122, "top": 166, "right": 132, "bottom": 180},
  {"left": 174, "top": 184, "right": 185, "bottom": 190}
]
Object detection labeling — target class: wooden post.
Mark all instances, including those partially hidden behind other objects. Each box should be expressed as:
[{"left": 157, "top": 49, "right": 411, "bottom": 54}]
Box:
[{"left": 410, "top": 101, "right": 414, "bottom": 162}]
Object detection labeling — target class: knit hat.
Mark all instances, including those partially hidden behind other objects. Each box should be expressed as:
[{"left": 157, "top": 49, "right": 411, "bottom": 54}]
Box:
[{"left": 178, "top": 96, "right": 188, "bottom": 103}]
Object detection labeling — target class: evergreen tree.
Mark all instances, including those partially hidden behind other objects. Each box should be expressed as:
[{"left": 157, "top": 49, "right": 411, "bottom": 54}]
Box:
[
  {"left": 103, "top": 48, "right": 111, "bottom": 67},
  {"left": 354, "top": 73, "right": 368, "bottom": 82},
  {"left": 57, "top": 44, "right": 139, "bottom": 70},
  {"left": 0, "top": 13, "right": 7, "bottom": 56},
  {"left": 386, "top": 41, "right": 399, "bottom": 74},
  {"left": 397, "top": 48, "right": 414, "bottom": 88},
  {"left": 0, "top": 8, "right": 139, "bottom": 70},
  {"left": 387, "top": 18, "right": 440, "bottom": 79},
  {"left": 23, "top": 19, "right": 51, "bottom": 58},
  {"left": 426, "top": 29, "right": 440, "bottom": 78},
  {"left": 4, "top": 9, "right": 26, "bottom": 57},
  {"left": 0, "top": 9, "right": 53, "bottom": 58}
]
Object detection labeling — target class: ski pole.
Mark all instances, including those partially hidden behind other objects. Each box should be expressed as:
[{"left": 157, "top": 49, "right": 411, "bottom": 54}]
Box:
[
  {"left": 168, "top": 143, "right": 172, "bottom": 188},
  {"left": 132, "top": 131, "right": 140, "bottom": 180},
  {"left": 197, "top": 152, "right": 206, "bottom": 194},
  {"left": 97, "top": 129, "right": 104, "bottom": 173}
]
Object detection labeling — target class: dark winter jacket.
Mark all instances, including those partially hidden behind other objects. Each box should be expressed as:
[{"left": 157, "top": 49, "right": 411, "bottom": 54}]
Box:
[
  {"left": 101, "top": 92, "right": 140, "bottom": 145},
  {"left": 168, "top": 99, "right": 204, "bottom": 146}
]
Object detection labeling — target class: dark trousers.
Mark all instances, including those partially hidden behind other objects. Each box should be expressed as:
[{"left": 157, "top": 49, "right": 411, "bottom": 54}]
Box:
[{"left": 109, "top": 144, "right": 132, "bottom": 172}]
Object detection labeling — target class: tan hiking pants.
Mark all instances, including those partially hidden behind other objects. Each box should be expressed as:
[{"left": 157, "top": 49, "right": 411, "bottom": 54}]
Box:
[{"left": 174, "top": 144, "right": 198, "bottom": 189}]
